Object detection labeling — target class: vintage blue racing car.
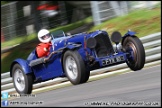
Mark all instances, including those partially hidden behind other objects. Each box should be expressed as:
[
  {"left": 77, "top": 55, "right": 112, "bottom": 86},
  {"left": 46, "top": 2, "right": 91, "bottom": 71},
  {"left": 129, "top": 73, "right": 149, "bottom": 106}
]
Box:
[{"left": 10, "top": 30, "right": 145, "bottom": 94}]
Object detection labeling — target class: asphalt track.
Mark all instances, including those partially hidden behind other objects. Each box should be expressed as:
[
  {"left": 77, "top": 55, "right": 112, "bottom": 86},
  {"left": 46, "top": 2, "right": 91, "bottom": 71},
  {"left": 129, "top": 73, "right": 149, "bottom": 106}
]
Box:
[{"left": 5, "top": 65, "right": 161, "bottom": 107}]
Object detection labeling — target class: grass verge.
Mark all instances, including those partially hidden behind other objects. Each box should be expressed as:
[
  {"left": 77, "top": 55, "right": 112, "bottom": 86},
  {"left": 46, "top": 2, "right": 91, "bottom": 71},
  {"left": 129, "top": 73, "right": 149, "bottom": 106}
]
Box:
[{"left": 89, "top": 7, "right": 161, "bottom": 38}]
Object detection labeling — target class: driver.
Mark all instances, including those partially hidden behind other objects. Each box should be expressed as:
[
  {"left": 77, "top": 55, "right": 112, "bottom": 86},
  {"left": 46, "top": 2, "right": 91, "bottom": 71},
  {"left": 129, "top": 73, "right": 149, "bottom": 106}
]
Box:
[{"left": 36, "top": 29, "right": 52, "bottom": 58}]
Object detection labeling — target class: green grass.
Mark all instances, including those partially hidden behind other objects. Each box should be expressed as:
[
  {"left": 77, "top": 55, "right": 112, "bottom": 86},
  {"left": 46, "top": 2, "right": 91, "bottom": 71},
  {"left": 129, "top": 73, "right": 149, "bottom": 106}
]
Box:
[
  {"left": 1, "top": 34, "right": 37, "bottom": 49},
  {"left": 89, "top": 7, "right": 161, "bottom": 38},
  {"left": 50, "top": 16, "right": 92, "bottom": 33},
  {"left": 1, "top": 7, "right": 161, "bottom": 73},
  {"left": 1, "top": 1, "right": 11, "bottom": 5}
]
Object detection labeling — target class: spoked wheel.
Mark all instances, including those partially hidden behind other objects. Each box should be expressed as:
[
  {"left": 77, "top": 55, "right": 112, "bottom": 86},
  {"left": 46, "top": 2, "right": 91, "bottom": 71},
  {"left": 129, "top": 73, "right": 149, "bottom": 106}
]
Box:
[
  {"left": 63, "top": 50, "right": 90, "bottom": 85},
  {"left": 12, "top": 64, "right": 33, "bottom": 94},
  {"left": 122, "top": 36, "right": 145, "bottom": 71},
  {"left": 65, "top": 55, "right": 78, "bottom": 80}
]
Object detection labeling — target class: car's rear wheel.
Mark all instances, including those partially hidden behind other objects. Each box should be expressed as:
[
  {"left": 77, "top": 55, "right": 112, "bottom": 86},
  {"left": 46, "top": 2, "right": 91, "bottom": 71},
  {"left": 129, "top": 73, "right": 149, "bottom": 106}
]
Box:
[
  {"left": 12, "top": 64, "right": 33, "bottom": 94},
  {"left": 63, "top": 50, "right": 90, "bottom": 85},
  {"left": 122, "top": 36, "right": 145, "bottom": 71}
]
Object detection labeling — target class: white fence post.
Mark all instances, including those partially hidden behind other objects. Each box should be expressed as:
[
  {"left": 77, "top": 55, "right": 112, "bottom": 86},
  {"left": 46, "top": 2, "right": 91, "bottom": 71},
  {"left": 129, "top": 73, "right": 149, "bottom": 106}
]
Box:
[{"left": 90, "top": 1, "right": 101, "bottom": 25}]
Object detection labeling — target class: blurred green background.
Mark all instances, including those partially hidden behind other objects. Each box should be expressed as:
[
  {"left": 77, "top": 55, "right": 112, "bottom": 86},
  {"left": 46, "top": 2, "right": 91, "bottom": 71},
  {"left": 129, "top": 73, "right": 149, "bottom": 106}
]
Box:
[{"left": 1, "top": 1, "right": 161, "bottom": 73}]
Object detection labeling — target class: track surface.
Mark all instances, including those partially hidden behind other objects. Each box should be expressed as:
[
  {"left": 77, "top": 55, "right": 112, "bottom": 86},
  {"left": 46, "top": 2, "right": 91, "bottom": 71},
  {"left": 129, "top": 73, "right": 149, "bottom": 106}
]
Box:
[{"left": 5, "top": 65, "right": 161, "bottom": 107}]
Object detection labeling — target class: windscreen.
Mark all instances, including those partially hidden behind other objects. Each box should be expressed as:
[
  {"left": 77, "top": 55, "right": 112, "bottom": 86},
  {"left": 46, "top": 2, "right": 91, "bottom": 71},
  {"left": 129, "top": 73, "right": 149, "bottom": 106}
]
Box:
[{"left": 51, "top": 30, "right": 65, "bottom": 39}]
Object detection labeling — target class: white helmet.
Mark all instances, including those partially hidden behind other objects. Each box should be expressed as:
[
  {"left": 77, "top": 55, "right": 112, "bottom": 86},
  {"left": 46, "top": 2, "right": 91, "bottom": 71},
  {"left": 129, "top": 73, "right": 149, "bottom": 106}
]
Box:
[{"left": 38, "top": 29, "right": 52, "bottom": 43}]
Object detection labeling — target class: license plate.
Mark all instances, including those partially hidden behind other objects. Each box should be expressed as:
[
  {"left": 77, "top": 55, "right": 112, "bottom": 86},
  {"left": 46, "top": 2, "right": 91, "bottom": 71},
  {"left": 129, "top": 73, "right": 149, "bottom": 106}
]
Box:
[{"left": 102, "top": 56, "right": 124, "bottom": 66}]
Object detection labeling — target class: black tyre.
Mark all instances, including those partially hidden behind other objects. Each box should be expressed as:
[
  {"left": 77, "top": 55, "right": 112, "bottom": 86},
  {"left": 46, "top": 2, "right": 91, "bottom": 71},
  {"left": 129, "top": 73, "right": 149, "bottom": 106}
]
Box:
[
  {"left": 81, "top": 70, "right": 90, "bottom": 83},
  {"left": 63, "top": 50, "right": 90, "bottom": 85},
  {"left": 12, "top": 64, "right": 33, "bottom": 94},
  {"left": 122, "top": 36, "right": 145, "bottom": 71}
]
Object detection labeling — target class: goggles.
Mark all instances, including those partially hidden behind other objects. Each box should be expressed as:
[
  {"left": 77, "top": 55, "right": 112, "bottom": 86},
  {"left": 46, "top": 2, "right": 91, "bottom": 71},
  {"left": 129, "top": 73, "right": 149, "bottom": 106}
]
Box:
[{"left": 41, "top": 33, "right": 51, "bottom": 40}]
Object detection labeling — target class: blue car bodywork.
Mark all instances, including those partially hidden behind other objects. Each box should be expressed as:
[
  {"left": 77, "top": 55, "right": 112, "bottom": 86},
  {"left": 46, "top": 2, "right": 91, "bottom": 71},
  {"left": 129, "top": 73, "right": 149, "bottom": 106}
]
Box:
[{"left": 10, "top": 30, "right": 135, "bottom": 83}]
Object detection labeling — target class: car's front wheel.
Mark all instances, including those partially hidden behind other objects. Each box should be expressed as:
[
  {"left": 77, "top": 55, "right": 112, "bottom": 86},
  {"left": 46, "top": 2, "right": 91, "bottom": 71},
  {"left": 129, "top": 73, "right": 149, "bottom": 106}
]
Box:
[
  {"left": 12, "top": 64, "right": 33, "bottom": 94},
  {"left": 63, "top": 50, "right": 90, "bottom": 85},
  {"left": 122, "top": 36, "right": 145, "bottom": 71}
]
